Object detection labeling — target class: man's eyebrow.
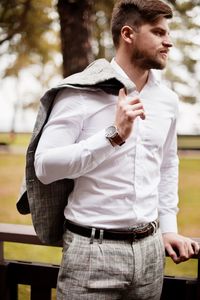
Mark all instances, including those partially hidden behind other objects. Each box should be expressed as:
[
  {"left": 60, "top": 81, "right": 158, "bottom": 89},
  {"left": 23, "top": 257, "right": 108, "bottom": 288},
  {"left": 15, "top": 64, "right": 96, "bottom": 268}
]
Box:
[
  {"left": 151, "top": 26, "right": 170, "bottom": 34},
  {"left": 152, "top": 27, "right": 166, "bottom": 32}
]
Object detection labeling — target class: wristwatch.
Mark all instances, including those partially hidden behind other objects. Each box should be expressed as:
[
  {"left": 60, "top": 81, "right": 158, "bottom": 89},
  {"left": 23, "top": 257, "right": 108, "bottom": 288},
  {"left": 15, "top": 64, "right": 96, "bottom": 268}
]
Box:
[{"left": 105, "top": 125, "right": 125, "bottom": 146}]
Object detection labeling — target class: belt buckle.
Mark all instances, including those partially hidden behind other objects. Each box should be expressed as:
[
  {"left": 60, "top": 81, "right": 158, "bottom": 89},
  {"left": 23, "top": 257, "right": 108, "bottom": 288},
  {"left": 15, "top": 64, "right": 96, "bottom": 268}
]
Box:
[
  {"left": 128, "top": 223, "right": 151, "bottom": 239},
  {"left": 128, "top": 225, "right": 141, "bottom": 237}
]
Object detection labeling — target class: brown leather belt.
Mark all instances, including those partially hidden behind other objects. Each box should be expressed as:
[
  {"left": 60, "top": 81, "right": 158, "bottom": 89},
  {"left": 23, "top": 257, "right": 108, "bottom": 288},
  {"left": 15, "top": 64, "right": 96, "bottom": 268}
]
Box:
[{"left": 65, "top": 219, "right": 159, "bottom": 241}]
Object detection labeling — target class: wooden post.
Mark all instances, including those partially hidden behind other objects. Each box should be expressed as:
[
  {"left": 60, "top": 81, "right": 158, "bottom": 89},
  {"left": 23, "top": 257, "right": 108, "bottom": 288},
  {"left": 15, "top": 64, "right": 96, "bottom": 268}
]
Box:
[
  {"left": 0, "top": 241, "right": 4, "bottom": 262},
  {"left": 197, "top": 255, "right": 200, "bottom": 300},
  {"left": 0, "top": 262, "right": 17, "bottom": 300}
]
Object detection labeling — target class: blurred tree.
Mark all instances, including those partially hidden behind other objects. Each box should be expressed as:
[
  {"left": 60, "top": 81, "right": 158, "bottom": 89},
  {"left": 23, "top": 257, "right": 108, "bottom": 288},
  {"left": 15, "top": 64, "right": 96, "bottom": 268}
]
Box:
[
  {"left": 0, "top": 0, "right": 60, "bottom": 80},
  {"left": 92, "top": 0, "right": 115, "bottom": 60},
  {"left": 57, "top": 0, "right": 93, "bottom": 77}
]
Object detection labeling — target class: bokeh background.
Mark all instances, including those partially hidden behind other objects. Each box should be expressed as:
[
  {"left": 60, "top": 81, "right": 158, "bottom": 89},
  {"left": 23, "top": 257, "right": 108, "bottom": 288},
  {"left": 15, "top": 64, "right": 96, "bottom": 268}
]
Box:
[{"left": 0, "top": 1, "right": 200, "bottom": 299}]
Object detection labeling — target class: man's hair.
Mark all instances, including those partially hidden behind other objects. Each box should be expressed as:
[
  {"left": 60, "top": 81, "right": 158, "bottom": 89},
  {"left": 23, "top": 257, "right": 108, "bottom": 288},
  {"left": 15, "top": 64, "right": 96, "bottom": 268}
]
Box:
[{"left": 111, "top": 0, "right": 173, "bottom": 48}]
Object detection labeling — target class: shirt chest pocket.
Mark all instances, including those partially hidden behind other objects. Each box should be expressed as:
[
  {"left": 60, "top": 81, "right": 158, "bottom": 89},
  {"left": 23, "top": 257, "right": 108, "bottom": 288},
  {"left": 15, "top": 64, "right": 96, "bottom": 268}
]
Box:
[{"left": 138, "top": 115, "right": 173, "bottom": 149}]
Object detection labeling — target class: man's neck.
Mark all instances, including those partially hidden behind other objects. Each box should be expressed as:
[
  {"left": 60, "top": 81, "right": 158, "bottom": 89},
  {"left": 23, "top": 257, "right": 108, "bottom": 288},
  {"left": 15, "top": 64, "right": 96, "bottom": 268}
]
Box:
[{"left": 115, "top": 56, "right": 149, "bottom": 92}]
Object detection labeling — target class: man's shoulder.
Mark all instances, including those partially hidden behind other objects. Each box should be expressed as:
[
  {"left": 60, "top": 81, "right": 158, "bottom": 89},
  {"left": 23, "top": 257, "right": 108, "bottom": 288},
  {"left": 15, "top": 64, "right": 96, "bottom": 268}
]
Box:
[
  {"left": 159, "top": 81, "right": 179, "bottom": 101},
  {"left": 158, "top": 82, "right": 179, "bottom": 117},
  {"left": 150, "top": 70, "right": 179, "bottom": 102}
]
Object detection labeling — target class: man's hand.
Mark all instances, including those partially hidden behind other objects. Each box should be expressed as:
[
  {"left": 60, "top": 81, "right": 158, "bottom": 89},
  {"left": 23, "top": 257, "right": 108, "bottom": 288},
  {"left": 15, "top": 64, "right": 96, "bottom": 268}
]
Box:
[
  {"left": 162, "top": 232, "right": 200, "bottom": 264},
  {"left": 115, "top": 88, "right": 145, "bottom": 141}
]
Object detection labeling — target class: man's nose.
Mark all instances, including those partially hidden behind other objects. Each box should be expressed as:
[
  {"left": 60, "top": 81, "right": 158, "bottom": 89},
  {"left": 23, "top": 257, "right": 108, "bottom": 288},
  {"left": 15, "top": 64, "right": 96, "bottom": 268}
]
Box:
[{"left": 163, "top": 37, "right": 173, "bottom": 48}]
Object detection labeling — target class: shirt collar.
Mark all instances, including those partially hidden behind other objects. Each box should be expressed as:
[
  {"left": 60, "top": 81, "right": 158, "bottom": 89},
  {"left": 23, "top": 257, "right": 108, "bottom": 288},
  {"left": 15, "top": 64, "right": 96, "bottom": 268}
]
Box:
[
  {"left": 110, "top": 58, "right": 130, "bottom": 80},
  {"left": 148, "top": 69, "right": 161, "bottom": 86},
  {"left": 110, "top": 58, "right": 161, "bottom": 87}
]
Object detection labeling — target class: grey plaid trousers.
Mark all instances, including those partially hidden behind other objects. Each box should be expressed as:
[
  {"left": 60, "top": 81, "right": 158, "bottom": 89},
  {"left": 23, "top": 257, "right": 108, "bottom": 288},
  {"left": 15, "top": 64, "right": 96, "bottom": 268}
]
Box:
[{"left": 57, "top": 229, "right": 165, "bottom": 300}]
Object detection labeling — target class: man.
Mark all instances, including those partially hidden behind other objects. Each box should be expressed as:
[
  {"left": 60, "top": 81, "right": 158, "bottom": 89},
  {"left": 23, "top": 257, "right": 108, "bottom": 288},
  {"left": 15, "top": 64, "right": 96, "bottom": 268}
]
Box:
[{"left": 33, "top": 0, "right": 199, "bottom": 299}]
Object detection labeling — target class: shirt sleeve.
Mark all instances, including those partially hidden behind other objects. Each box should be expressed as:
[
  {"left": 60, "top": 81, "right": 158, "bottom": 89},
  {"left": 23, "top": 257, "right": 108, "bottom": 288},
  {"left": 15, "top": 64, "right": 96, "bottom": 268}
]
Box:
[
  {"left": 34, "top": 88, "right": 117, "bottom": 184},
  {"left": 158, "top": 116, "right": 179, "bottom": 234}
]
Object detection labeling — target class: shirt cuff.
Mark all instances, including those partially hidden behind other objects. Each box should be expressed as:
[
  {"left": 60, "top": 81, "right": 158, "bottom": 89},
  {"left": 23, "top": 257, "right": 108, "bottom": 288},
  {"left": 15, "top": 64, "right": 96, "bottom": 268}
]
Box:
[
  {"left": 85, "top": 129, "right": 118, "bottom": 163},
  {"left": 159, "top": 213, "right": 178, "bottom": 234}
]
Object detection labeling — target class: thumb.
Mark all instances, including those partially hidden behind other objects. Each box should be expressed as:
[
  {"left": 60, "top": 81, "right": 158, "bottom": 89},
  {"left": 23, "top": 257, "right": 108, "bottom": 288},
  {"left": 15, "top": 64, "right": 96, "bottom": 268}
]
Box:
[{"left": 118, "top": 88, "right": 127, "bottom": 102}]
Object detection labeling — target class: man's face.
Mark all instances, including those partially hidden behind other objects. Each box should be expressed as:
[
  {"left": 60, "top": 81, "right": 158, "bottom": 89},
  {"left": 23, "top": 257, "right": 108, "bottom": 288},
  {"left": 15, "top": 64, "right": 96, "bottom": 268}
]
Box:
[{"left": 130, "top": 17, "right": 172, "bottom": 70}]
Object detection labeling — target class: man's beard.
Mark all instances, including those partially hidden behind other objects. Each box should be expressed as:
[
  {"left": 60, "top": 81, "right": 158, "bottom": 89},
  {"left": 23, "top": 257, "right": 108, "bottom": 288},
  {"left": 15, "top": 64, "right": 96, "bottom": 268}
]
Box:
[{"left": 131, "top": 47, "right": 167, "bottom": 70}]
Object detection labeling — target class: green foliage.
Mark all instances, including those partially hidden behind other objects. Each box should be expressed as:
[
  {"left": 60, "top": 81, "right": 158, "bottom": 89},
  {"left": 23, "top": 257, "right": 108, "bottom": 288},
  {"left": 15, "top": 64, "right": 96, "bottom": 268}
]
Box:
[
  {"left": 164, "top": 0, "right": 200, "bottom": 104},
  {"left": 0, "top": 0, "right": 60, "bottom": 79}
]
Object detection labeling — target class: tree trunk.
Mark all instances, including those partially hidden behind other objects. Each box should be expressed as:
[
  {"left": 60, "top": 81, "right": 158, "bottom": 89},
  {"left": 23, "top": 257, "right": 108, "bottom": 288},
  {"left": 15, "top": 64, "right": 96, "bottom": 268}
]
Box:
[{"left": 57, "top": 0, "right": 94, "bottom": 78}]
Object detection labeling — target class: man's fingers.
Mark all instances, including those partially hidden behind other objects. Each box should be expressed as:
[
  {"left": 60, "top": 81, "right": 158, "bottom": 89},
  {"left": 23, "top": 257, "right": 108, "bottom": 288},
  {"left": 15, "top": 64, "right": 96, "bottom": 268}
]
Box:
[
  {"left": 180, "top": 239, "right": 199, "bottom": 259},
  {"left": 116, "top": 88, "right": 146, "bottom": 141},
  {"left": 127, "top": 96, "right": 141, "bottom": 105},
  {"left": 165, "top": 244, "right": 179, "bottom": 263},
  {"left": 163, "top": 233, "right": 200, "bottom": 265},
  {"left": 166, "top": 240, "right": 196, "bottom": 264},
  {"left": 126, "top": 109, "right": 146, "bottom": 121},
  {"left": 185, "top": 240, "right": 199, "bottom": 257},
  {"left": 118, "top": 89, "right": 141, "bottom": 105},
  {"left": 127, "top": 102, "right": 143, "bottom": 111},
  {"left": 186, "top": 242, "right": 195, "bottom": 257},
  {"left": 165, "top": 240, "right": 189, "bottom": 264},
  {"left": 127, "top": 102, "right": 146, "bottom": 120},
  {"left": 192, "top": 241, "right": 200, "bottom": 255}
]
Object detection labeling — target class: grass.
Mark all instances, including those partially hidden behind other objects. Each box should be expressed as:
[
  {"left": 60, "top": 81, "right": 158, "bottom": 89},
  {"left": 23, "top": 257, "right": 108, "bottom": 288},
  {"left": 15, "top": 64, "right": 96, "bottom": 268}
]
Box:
[
  {"left": 0, "top": 153, "right": 31, "bottom": 225},
  {"left": 0, "top": 132, "right": 31, "bottom": 147},
  {"left": 0, "top": 134, "right": 200, "bottom": 298},
  {"left": 178, "top": 158, "right": 200, "bottom": 237}
]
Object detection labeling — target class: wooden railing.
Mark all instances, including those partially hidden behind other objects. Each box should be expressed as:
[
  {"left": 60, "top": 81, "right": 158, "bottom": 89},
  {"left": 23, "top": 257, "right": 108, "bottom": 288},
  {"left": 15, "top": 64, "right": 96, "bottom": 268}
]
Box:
[{"left": 0, "top": 223, "right": 200, "bottom": 300}]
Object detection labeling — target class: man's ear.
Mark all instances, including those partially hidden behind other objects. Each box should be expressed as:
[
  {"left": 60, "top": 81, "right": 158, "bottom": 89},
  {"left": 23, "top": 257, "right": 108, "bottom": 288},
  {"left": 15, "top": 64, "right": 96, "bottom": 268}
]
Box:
[{"left": 121, "top": 26, "right": 135, "bottom": 44}]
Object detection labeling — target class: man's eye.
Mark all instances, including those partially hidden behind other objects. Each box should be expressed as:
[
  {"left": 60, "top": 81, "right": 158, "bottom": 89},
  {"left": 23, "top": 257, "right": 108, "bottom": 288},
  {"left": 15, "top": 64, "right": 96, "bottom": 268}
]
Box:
[{"left": 155, "top": 31, "right": 162, "bottom": 36}]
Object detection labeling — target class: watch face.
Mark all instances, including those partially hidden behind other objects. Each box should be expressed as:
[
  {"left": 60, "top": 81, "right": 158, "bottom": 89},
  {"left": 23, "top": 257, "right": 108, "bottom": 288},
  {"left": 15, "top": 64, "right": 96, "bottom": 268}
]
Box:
[{"left": 106, "top": 126, "right": 117, "bottom": 138}]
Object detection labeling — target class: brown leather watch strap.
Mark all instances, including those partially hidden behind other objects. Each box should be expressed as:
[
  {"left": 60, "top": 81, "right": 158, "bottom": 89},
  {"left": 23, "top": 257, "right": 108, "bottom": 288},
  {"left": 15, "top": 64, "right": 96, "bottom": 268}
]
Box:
[{"left": 110, "top": 133, "right": 125, "bottom": 146}]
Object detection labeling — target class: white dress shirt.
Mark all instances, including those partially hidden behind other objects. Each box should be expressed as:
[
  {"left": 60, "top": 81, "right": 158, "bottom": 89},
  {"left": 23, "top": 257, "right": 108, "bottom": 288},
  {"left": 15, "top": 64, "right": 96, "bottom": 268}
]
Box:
[{"left": 34, "top": 59, "right": 179, "bottom": 233}]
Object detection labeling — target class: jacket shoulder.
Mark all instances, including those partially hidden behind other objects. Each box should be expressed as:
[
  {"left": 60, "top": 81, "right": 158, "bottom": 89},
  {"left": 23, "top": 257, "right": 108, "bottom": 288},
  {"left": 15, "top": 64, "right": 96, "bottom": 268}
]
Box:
[{"left": 60, "top": 59, "right": 118, "bottom": 86}]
